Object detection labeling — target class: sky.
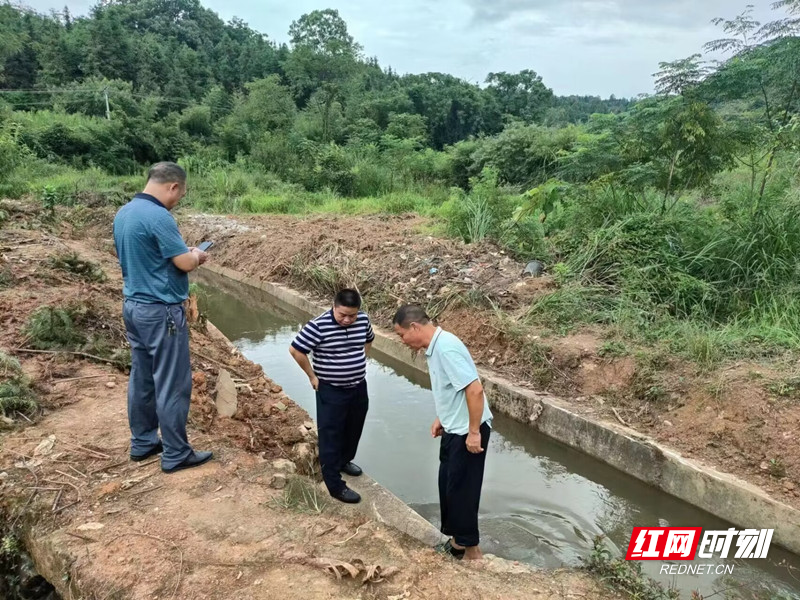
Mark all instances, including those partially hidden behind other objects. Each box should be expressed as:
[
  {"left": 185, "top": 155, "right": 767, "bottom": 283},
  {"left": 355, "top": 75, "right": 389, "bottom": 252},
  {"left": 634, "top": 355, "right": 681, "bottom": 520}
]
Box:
[{"left": 22, "top": 0, "right": 780, "bottom": 98}]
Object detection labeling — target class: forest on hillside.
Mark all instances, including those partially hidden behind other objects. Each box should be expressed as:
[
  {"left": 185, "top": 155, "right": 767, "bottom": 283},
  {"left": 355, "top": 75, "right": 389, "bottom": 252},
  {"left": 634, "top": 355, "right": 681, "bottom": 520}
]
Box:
[{"left": 2, "top": 0, "right": 800, "bottom": 365}]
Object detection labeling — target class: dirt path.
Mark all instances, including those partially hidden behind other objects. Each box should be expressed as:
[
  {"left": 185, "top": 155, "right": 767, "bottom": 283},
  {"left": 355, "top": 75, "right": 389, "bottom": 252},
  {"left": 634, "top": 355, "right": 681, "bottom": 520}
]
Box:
[
  {"left": 0, "top": 204, "right": 616, "bottom": 599},
  {"left": 177, "top": 211, "right": 800, "bottom": 510}
]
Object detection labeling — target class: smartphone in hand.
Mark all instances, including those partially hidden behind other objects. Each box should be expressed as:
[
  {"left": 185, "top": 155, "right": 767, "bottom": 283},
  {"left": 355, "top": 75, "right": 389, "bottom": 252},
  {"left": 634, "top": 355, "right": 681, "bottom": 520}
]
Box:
[{"left": 197, "top": 241, "right": 214, "bottom": 252}]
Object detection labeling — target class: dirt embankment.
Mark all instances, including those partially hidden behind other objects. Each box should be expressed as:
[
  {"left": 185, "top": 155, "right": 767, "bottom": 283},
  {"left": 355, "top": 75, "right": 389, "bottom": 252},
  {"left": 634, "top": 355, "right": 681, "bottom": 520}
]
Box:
[
  {"left": 0, "top": 201, "right": 614, "bottom": 599},
  {"left": 178, "top": 211, "right": 800, "bottom": 510}
]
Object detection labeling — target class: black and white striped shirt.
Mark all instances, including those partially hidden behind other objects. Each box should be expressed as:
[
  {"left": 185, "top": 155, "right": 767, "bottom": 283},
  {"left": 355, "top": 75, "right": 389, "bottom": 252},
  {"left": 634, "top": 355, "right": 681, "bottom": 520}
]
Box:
[{"left": 291, "top": 310, "right": 375, "bottom": 387}]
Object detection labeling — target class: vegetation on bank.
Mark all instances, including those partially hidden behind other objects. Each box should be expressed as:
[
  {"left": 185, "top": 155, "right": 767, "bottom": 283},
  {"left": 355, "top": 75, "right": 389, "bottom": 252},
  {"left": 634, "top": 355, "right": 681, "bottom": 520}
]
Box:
[{"left": 1, "top": 0, "right": 800, "bottom": 369}]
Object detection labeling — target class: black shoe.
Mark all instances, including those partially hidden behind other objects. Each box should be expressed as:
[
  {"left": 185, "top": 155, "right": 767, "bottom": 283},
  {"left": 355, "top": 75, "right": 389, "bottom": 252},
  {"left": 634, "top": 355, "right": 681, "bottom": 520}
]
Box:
[
  {"left": 161, "top": 450, "right": 213, "bottom": 474},
  {"left": 434, "top": 539, "right": 465, "bottom": 560},
  {"left": 332, "top": 487, "right": 361, "bottom": 504},
  {"left": 341, "top": 462, "right": 363, "bottom": 477},
  {"left": 130, "top": 442, "right": 163, "bottom": 462}
]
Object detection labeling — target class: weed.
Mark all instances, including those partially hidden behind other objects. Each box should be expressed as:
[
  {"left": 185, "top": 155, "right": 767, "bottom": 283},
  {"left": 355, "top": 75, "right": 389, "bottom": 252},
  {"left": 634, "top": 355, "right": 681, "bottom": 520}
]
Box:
[
  {"left": 706, "top": 376, "right": 728, "bottom": 402},
  {"left": 630, "top": 356, "right": 669, "bottom": 404},
  {"left": 0, "top": 534, "right": 19, "bottom": 557},
  {"left": 40, "top": 185, "right": 68, "bottom": 219},
  {"left": 768, "top": 376, "right": 800, "bottom": 400},
  {"left": 0, "top": 265, "right": 13, "bottom": 290},
  {"left": 24, "top": 301, "right": 129, "bottom": 368},
  {"left": 583, "top": 536, "right": 679, "bottom": 600},
  {"left": 271, "top": 476, "right": 328, "bottom": 514},
  {"left": 0, "top": 379, "right": 37, "bottom": 419},
  {"left": 47, "top": 252, "right": 107, "bottom": 283},
  {"left": 768, "top": 457, "right": 787, "bottom": 479},
  {"left": 598, "top": 340, "right": 628, "bottom": 358},
  {"left": 0, "top": 352, "right": 21, "bottom": 378},
  {"left": 25, "top": 306, "right": 86, "bottom": 350}
]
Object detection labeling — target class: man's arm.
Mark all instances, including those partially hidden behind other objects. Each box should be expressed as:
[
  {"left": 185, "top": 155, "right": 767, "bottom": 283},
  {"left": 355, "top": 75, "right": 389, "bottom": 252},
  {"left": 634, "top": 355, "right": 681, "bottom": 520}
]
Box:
[
  {"left": 464, "top": 379, "right": 485, "bottom": 453},
  {"left": 365, "top": 317, "right": 375, "bottom": 355},
  {"left": 289, "top": 346, "right": 319, "bottom": 390},
  {"left": 172, "top": 249, "right": 207, "bottom": 273}
]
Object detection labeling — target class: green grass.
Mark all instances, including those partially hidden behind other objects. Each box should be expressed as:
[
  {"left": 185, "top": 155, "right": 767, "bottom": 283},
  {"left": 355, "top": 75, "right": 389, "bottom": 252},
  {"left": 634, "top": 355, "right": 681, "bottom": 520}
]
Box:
[
  {"left": 270, "top": 476, "right": 328, "bottom": 514},
  {"left": 583, "top": 537, "right": 679, "bottom": 600}
]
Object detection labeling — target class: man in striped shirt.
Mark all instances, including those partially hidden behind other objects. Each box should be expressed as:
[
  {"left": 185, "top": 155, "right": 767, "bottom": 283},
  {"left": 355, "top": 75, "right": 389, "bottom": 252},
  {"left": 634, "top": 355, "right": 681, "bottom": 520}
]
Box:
[{"left": 289, "top": 289, "right": 375, "bottom": 503}]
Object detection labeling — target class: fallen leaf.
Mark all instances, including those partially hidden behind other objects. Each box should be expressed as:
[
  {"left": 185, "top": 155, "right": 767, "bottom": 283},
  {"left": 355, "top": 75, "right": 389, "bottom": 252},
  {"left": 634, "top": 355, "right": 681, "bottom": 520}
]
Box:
[{"left": 323, "top": 560, "right": 359, "bottom": 580}]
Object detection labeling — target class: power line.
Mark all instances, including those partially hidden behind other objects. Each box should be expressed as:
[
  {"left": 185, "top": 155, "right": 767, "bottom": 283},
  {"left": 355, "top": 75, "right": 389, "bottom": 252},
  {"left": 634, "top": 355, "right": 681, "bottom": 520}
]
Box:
[{"left": 0, "top": 88, "right": 103, "bottom": 94}]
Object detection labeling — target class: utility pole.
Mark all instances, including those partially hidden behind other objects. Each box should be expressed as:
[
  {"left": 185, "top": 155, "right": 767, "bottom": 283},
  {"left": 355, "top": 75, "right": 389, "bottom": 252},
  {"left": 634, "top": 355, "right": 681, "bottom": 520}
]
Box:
[{"left": 103, "top": 87, "right": 111, "bottom": 120}]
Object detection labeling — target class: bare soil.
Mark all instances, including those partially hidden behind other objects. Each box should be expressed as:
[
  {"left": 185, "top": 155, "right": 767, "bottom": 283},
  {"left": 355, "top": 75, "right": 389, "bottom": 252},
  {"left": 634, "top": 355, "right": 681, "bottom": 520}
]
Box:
[
  {"left": 177, "top": 211, "right": 800, "bottom": 509},
  {"left": 0, "top": 203, "right": 614, "bottom": 599}
]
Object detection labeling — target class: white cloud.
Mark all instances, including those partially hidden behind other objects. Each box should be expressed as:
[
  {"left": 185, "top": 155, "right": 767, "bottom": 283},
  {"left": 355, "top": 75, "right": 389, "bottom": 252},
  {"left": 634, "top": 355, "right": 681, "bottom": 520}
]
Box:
[{"left": 23, "top": 0, "right": 781, "bottom": 96}]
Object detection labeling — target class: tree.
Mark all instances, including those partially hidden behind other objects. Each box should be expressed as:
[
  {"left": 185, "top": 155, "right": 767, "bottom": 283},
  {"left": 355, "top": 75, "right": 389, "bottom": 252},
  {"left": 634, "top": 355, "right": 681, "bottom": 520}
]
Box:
[
  {"left": 653, "top": 54, "right": 711, "bottom": 97},
  {"left": 703, "top": 4, "right": 800, "bottom": 209},
  {"left": 284, "top": 9, "right": 362, "bottom": 141},
  {"left": 485, "top": 70, "right": 553, "bottom": 123}
]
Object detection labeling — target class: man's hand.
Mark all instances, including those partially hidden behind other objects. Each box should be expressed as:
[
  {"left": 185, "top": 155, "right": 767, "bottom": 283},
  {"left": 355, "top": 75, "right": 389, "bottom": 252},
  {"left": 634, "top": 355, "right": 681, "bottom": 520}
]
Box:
[
  {"left": 309, "top": 375, "right": 319, "bottom": 391},
  {"left": 192, "top": 248, "right": 209, "bottom": 265},
  {"left": 466, "top": 431, "right": 483, "bottom": 453},
  {"left": 431, "top": 418, "right": 443, "bottom": 438}
]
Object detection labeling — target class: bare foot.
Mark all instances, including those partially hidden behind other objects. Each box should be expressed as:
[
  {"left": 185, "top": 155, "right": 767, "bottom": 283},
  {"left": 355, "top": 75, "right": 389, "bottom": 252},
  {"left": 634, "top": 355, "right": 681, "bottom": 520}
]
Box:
[{"left": 464, "top": 546, "right": 483, "bottom": 560}]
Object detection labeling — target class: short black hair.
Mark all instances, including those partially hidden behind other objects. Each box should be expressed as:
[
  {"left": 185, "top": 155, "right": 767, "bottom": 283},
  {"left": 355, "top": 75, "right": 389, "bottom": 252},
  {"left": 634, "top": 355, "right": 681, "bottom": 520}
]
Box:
[
  {"left": 334, "top": 288, "right": 362, "bottom": 309},
  {"left": 147, "top": 162, "right": 187, "bottom": 185},
  {"left": 392, "top": 305, "right": 430, "bottom": 328}
]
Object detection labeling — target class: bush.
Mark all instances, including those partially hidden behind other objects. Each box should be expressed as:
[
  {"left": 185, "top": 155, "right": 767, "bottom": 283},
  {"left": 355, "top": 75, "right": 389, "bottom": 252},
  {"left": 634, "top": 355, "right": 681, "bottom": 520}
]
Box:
[
  {"left": 47, "top": 252, "right": 107, "bottom": 283},
  {"left": 0, "top": 351, "right": 37, "bottom": 420}
]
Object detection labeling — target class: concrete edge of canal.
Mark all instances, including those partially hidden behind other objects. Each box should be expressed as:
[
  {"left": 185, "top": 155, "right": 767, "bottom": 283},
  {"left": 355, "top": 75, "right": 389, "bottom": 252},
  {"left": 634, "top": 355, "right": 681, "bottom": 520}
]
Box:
[{"left": 200, "top": 263, "right": 800, "bottom": 557}]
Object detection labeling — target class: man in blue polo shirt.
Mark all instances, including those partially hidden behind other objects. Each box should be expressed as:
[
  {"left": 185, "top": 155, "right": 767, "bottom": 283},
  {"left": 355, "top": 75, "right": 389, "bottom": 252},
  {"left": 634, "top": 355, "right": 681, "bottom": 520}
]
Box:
[
  {"left": 289, "top": 289, "right": 375, "bottom": 503},
  {"left": 113, "top": 162, "right": 212, "bottom": 474},
  {"left": 392, "top": 305, "right": 493, "bottom": 561}
]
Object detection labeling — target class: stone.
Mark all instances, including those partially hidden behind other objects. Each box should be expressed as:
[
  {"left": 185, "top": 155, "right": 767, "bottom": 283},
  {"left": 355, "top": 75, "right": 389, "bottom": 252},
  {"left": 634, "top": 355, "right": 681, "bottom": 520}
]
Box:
[
  {"left": 214, "top": 369, "right": 238, "bottom": 418},
  {"left": 105, "top": 381, "right": 116, "bottom": 389},
  {"left": 77, "top": 522, "right": 105, "bottom": 531},
  {"left": 274, "top": 402, "right": 288, "bottom": 412},
  {"left": 33, "top": 435, "right": 56, "bottom": 457},
  {"left": 270, "top": 473, "right": 287, "bottom": 490},
  {"left": 270, "top": 383, "right": 283, "bottom": 394},
  {"left": 663, "top": 420, "right": 674, "bottom": 427},
  {"left": 783, "top": 481, "right": 796, "bottom": 491},
  {"left": 271, "top": 459, "right": 297, "bottom": 475},
  {"left": 298, "top": 425, "right": 311, "bottom": 438},
  {"left": 292, "top": 442, "right": 313, "bottom": 463}
]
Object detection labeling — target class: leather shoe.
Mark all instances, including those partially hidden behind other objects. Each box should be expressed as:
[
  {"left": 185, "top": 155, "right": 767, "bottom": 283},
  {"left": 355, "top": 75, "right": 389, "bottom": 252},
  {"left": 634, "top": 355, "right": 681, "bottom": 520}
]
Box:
[
  {"left": 130, "top": 441, "right": 163, "bottom": 462},
  {"left": 161, "top": 450, "right": 213, "bottom": 474},
  {"left": 341, "top": 462, "right": 363, "bottom": 477},
  {"left": 333, "top": 487, "right": 361, "bottom": 504}
]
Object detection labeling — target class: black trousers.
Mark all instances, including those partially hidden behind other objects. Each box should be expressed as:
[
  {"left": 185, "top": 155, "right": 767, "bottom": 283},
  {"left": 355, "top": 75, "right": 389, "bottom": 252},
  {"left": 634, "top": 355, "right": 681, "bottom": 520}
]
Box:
[
  {"left": 439, "top": 421, "right": 490, "bottom": 547},
  {"left": 316, "top": 380, "right": 369, "bottom": 495}
]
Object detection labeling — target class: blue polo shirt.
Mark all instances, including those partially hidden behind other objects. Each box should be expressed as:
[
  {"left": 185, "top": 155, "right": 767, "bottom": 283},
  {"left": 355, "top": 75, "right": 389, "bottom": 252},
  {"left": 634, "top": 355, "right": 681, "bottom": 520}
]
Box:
[
  {"left": 113, "top": 193, "right": 190, "bottom": 305},
  {"left": 425, "top": 327, "right": 493, "bottom": 435}
]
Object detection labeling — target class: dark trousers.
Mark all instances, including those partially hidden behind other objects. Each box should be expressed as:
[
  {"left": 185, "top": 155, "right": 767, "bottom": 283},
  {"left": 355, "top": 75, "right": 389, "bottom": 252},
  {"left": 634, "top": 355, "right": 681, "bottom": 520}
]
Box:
[
  {"left": 316, "top": 380, "right": 369, "bottom": 495},
  {"left": 123, "top": 300, "right": 193, "bottom": 470},
  {"left": 439, "top": 421, "right": 490, "bottom": 547}
]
